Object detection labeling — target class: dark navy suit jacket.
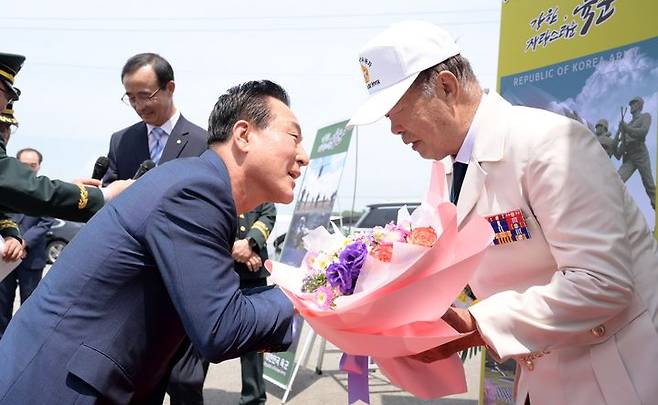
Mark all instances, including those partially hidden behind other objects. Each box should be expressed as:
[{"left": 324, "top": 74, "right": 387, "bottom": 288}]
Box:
[
  {"left": 8, "top": 214, "right": 55, "bottom": 270},
  {"left": 0, "top": 150, "right": 294, "bottom": 404},
  {"left": 103, "top": 114, "right": 208, "bottom": 184}
]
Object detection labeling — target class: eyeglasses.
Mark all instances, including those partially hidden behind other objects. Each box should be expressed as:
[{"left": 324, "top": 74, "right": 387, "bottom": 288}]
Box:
[{"left": 121, "top": 87, "right": 162, "bottom": 106}]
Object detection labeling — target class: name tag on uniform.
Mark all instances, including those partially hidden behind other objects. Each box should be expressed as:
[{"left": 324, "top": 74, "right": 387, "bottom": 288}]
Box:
[{"left": 485, "top": 209, "right": 531, "bottom": 245}]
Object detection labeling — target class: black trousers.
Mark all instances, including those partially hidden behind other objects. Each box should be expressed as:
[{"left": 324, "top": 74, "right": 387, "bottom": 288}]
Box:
[
  {"left": 147, "top": 340, "right": 209, "bottom": 405},
  {"left": 167, "top": 343, "right": 210, "bottom": 405}
]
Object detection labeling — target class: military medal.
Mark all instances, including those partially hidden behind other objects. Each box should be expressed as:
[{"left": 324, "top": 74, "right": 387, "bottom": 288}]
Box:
[{"left": 485, "top": 209, "right": 531, "bottom": 245}]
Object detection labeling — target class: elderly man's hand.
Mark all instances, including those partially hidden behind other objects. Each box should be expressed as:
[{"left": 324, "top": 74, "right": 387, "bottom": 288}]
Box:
[
  {"left": 232, "top": 239, "right": 253, "bottom": 262},
  {"left": 2, "top": 237, "right": 24, "bottom": 262},
  {"left": 410, "top": 306, "right": 485, "bottom": 363}
]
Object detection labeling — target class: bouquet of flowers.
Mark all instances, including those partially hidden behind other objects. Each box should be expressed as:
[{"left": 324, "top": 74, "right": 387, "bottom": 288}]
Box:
[
  {"left": 301, "top": 219, "right": 439, "bottom": 311},
  {"left": 267, "top": 163, "right": 493, "bottom": 401}
]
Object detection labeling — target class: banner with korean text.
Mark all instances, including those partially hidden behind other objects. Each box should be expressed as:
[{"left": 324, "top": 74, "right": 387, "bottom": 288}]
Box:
[{"left": 498, "top": 0, "right": 658, "bottom": 238}]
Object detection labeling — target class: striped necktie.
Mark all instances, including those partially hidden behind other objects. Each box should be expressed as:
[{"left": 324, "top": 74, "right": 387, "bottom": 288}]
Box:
[{"left": 149, "top": 127, "right": 166, "bottom": 165}]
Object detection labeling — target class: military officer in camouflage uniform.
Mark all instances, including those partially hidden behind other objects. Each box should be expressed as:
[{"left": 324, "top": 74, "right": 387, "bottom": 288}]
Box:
[
  {"left": 232, "top": 203, "right": 277, "bottom": 405},
  {"left": 0, "top": 52, "right": 130, "bottom": 262},
  {"left": 617, "top": 96, "right": 655, "bottom": 210},
  {"left": 595, "top": 119, "right": 616, "bottom": 158}
]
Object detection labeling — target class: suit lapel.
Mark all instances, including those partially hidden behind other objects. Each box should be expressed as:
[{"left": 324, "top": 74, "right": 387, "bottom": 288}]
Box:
[
  {"left": 456, "top": 91, "right": 510, "bottom": 227},
  {"left": 159, "top": 115, "right": 190, "bottom": 164},
  {"left": 136, "top": 124, "right": 150, "bottom": 165},
  {"left": 118, "top": 123, "right": 149, "bottom": 180}
]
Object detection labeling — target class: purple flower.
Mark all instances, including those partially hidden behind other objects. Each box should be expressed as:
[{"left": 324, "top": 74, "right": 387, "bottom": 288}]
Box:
[
  {"left": 326, "top": 262, "right": 355, "bottom": 295},
  {"left": 339, "top": 241, "right": 368, "bottom": 273},
  {"left": 326, "top": 242, "right": 368, "bottom": 295}
]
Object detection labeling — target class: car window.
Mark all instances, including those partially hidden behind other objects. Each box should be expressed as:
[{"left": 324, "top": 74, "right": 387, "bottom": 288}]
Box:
[{"left": 354, "top": 203, "right": 420, "bottom": 229}]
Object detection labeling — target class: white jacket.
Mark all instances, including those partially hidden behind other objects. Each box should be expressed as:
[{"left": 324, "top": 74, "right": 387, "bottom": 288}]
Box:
[{"left": 456, "top": 92, "right": 658, "bottom": 405}]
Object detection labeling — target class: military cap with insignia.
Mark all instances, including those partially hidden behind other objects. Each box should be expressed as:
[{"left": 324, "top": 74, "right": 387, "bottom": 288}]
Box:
[
  {"left": 0, "top": 52, "right": 26, "bottom": 102},
  {"left": 0, "top": 102, "right": 18, "bottom": 126}
]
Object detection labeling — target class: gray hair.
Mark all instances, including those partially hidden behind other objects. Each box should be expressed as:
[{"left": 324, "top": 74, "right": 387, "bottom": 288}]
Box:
[{"left": 413, "top": 54, "right": 480, "bottom": 98}]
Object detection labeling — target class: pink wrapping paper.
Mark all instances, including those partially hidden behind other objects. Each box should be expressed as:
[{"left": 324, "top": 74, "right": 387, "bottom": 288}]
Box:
[{"left": 267, "top": 162, "right": 493, "bottom": 399}]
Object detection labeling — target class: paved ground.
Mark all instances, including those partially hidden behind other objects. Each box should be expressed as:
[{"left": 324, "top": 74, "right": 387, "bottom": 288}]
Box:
[{"left": 167, "top": 323, "right": 482, "bottom": 405}]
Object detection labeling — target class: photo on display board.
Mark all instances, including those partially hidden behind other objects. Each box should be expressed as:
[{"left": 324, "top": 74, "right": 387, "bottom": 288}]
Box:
[{"left": 500, "top": 37, "right": 658, "bottom": 228}]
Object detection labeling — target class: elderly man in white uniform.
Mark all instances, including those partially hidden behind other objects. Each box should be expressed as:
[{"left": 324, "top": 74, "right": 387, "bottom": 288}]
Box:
[{"left": 347, "top": 21, "right": 658, "bottom": 405}]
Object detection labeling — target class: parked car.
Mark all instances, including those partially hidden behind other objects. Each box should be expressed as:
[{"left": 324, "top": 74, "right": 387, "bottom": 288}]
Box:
[
  {"left": 271, "top": 203, "right": 421, "bottom": 259},
  {"left": 271, "top": 215, "right": 358, "bottom": 260},
  {"left": 351, "top": 202, "right": 421, "bottom": 231},
  {"left": 45, "top": 219, "right": 84, "bottom": 264}
]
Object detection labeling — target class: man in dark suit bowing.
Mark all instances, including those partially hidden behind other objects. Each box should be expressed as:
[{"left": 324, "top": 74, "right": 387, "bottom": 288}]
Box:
[
  {"left": 102, "top": 53, "right": 209, "bottom": 404},
  {"left": 103, "top": 53, "right": 207, "bottom": 184},
  {"left": 0, "top": 80, "right": 309, "bottom": 404}
]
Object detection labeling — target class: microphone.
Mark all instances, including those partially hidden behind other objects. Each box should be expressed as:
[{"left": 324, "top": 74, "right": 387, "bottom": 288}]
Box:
[
  {"left": 91, "top": 156, "right": 110, "bottom": 180},
  {"left": 132, "top": 159, "right": 155, "bottom": 180}
]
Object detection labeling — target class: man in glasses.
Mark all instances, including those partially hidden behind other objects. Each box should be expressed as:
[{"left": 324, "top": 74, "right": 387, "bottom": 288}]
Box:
[
  {"left": 102, "top": 53, "right": 208, "bottom": 404},
  {"left": 103, "top": 53, "right": 207, "bottom": 185}
]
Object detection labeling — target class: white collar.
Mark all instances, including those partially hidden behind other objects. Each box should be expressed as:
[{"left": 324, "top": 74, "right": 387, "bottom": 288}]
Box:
[
  {"left": 146, "top": 109, "right": 180, "bottom": 136},
  {"left": 454, "top": 92, "right": 486, "bottom": 164}
]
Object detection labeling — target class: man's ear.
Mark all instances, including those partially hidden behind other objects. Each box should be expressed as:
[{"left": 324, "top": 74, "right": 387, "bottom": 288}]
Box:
[
  {"left": 232, "top": 120, "right": 251, "bottom": 151},
  {"left": 165, "top": 80, "right": 175, "bottom": 95},
  {"left": 436, "top": 70, "right": 460, "bottom": 105}
]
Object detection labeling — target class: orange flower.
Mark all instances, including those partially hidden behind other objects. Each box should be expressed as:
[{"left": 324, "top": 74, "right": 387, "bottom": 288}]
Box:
[
  {"left": 370, "top": 244, "right": 393, "bottom": 262},
  {"left": 407, "top": 226, "right": 437, "bottom": 247}
]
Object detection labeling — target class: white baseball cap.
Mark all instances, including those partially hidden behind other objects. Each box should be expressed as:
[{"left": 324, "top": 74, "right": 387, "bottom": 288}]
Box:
[{"left": 347, "top": 21, "right": 460, "bottom": 128}]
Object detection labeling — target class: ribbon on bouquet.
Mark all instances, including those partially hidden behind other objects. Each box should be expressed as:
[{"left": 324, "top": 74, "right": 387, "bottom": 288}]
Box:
[{"left": 339, "top": 353, "right": 370, "bottom": 404}]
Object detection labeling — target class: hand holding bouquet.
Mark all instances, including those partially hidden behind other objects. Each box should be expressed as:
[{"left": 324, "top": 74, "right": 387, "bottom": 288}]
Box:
[{"left": 267, "top": 163, "right": 493, "bottom": 400}]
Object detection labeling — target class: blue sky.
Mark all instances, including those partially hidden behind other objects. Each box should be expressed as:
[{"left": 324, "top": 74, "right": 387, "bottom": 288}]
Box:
[{"left": 2, "top": 1, "right": 501, "bottom": 215}]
